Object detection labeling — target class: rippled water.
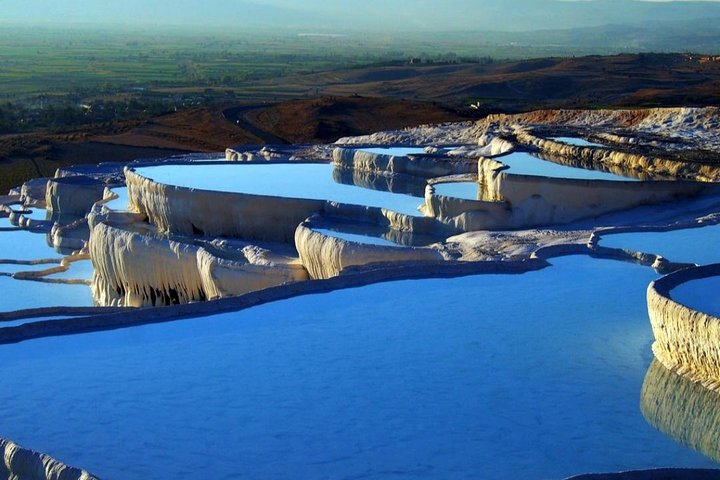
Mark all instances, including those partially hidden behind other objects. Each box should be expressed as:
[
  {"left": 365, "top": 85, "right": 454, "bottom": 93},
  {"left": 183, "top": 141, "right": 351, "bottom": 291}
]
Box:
[
  {"left": 134, "top": 163, "right": 425, "bottom": 216},
  {"left": 0, "top": 256, "right": 716, "bottom": 479}
]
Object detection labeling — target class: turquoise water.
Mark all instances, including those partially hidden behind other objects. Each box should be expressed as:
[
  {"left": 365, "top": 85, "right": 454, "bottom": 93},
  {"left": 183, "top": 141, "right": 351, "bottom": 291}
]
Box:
[
  {"left": 44, "top": 260, "right": 94, "bottom": 281},
  {"left": 0, "top": 276, "right": 93, "bottom": 312},
  {"left": 14, "top": 208, "right": 49, "bottom": 221},
  {"left": 433, "top": 181, "right": 481, "bottom": 200},
  {"left": 551, "top": 137, "right": 605, "bottom": 148},
  {"left": 0, "top": 262, "right": 58, "bottom": 275},
  {"left": 103, "top": 187, "right": 129, "bottom": 211},
  {"left": 359, "top": 147, "right": 427, "bottom": 156},
  {"left": 314, "top": 228, "right": 399, "bottom": 247},
  {"left": 134, "top": 163, "right": 425, "bottom": 216},
  {"left": 496, "top": 152, "right": 639, "bottom": 182},
  {"left": 0, "top": 256, "right": 716, "bottom": 479},
  {"left": 600, "top": 224, "right": 720, "bottom": 265},
  {"left": 671, "top": 276, "right": 720, "bottom": 317},
  {"left": 0, "top": 230, "right": 59, "bottom": 261}
]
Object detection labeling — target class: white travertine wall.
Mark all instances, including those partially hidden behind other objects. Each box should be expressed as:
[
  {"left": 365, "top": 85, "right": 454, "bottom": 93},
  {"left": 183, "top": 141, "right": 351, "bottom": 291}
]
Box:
[
  {"left": 20, "top": 177, "right": 50, "bottom": 208},
  {"left": 332, "top": 147, "right": 476, "bottom": 178},
  {"left": 90, "top": 223, "right": 308, "bottom": 307},
  {"left": 478, "top": 158, "right": 710, "bottom": 228},
  {"left": 126, "top": 168, "right": 325, "bottom": 243},
  {"left": 647, "top": 264, "right": 720, "bottom": 392},
  {"left": 45, "top": 176, "right": 106, "bottom": 216},
  {"left": 0, "top": 438, "right": 99, "bottom": 480},
  {"left": 295, "top": 222, "right": 444, "bottom": 279},
  {"left": 423, "top": 184, "right": 513, "bottom": 231},
  {"left": 196, "top": 246, "right": 308, "bottom": 299}
]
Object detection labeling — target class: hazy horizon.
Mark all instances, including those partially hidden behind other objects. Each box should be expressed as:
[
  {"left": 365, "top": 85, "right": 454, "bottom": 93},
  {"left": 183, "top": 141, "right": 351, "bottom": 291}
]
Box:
[{"left": 3, "top": 0, "right": 720, "bottom": 32}]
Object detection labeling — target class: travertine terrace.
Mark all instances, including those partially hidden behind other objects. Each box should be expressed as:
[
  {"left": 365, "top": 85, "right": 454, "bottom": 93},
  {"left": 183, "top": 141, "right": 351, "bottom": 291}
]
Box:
[{"left": 2, "top": 107, "right": 720, "bottom": 478}]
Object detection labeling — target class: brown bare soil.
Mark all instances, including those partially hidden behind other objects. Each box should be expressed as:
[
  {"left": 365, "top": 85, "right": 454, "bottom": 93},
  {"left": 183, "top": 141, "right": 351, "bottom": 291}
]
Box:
[
  {"left": 247, "top": 96, "right": 465, "bottom": 144},
  {"left": 265, "top": 53, "right": 720, "bottom": 110}
]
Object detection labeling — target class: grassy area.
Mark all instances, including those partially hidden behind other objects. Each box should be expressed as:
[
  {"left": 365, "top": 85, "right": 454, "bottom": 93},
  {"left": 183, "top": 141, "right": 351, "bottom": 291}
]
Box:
[{"left": 1, "top": 25, "right": 663, "bottom": 105}]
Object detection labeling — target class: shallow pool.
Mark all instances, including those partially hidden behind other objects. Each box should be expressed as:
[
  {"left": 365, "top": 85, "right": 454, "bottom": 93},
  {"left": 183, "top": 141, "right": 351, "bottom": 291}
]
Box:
[
  {"left": 134, "top": 163, "right": 425, "bottom": 217},
  {"left": 551, "top": 137, "right": 606, "bottom": 148},
  {"left": 44, "top": 260, "right": 94, "bottom": 281},
  {"left": 17, "top": 208, "right": 49, "bottom": 221},
  {"left": 314, "top": 228, "right": 400, "bottom": 247},
  {"left": 0, "top": 256, "right": 716, "bottom": 479},
  {"left": 599, "top": 224, "right": 720, "bottom": 265},
  {"left": 103, "top": 187, "right": 129, "bottom": 211},
  {"left": 496, "top": 152, "right": 639, "bottom": 182},
  {"left": 0, "top": 276, "right": 93, "bottom": 312},
  {"left": 671, "top": 276, "right": 720, "bottom": 318},
  {"left": 359, "top": 147, "right": 428, "bottom": 156},
  {"left": 433, "top": 181, "right": 481, "bottom": 200},
  {"left": 0, "top": 230, "right": 59, "bottom": 261}
]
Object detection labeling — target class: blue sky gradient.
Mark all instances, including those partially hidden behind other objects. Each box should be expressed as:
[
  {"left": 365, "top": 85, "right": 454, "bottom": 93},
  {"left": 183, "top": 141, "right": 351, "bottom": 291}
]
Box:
[{"left": 2, "top": 0, "right": 720, "bottom": 31}]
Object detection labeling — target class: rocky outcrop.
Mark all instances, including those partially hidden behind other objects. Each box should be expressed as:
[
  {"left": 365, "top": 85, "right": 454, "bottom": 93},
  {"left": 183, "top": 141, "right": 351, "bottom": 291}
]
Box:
[
  {"left": 0, "top": 438, "right": 99, "bottom": 480},
  {"left": 485, "top": 107, "right": 720, "bottom": 146},
  {"left": 647, "top": 263, "right": 720, "bottom": 392},
  {"left": 295, "top": 222, "right": 445, "bottom": 279},
  {"left": 641, "top": 359, "right": 720, "bottom": 463}
]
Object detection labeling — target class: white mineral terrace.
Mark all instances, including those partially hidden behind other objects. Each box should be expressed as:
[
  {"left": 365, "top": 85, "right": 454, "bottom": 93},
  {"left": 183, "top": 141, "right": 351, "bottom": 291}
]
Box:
[{"left": 1, "top": 107, "right": 720, "bottom": 479}]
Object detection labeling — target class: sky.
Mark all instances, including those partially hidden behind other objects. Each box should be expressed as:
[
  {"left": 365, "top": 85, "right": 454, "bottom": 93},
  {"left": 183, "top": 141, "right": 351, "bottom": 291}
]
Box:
[{"left": 2, "top": 0, "right": 720, "bottom": 31}]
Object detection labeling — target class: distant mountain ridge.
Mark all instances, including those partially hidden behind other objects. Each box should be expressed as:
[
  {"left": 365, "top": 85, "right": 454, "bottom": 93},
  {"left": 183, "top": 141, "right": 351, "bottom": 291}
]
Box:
[{"left": 3, "top": 0, "right": 720, "bottom": 32}]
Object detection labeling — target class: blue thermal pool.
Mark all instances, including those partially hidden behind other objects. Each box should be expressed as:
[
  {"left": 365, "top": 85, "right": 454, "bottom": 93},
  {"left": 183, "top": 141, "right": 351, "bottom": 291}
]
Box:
[
  {"left": 0, "top": 262, "right": 58, "bottom": 275},
  {"left": 314, "top": 228, "right": 401, "bottom": 247},
  {"left": 133, "top": 163, "right": 425, "bottom": 216},
  {"left": 0, "top": 276, "right": 92, "bottom": 312},
  {"left": 671, "top": 276, "right": 720, "bottom": 318},
  {"left": 496, "top": 152, "right": 639, "bottom": 182},
  {"left": 44, "top": 260, "right": 94, "bottom": 281},
  {"left": 0, "top": 255, "right": 716, "bottom": 479},
  {"left": 103, "top": 187, "right": 129, "bottom": 211},
  {"left": 14, "top": 208, "right": 49, "bottom": 221},
  {"left": 358, "top": 147, "right": 428, "bottom": 156},
  {"left": 432, "top": 181, "right": 481, "bottom": 200},
  {"left": 0, "top": 230, "right": 60, "bottom": 261},
  {"left": 599, "top": 224, "right": 720, "bottom": 265},
  {"left": 551, "top": 137, "right": 606, "bottom": 148}
]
